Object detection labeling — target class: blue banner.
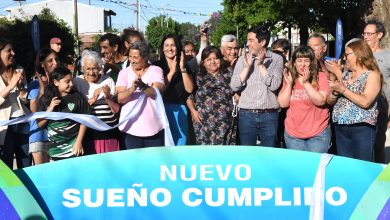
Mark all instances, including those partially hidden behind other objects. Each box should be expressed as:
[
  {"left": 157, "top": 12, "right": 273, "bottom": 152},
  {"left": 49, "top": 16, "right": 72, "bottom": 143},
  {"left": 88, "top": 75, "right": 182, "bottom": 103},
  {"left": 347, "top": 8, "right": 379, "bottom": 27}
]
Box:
[
  {"left": 12, "top": 146, "right": 386, "bottom": 219},
  {"left": 335, "top": 18, "right": 344, "bottom": 59},
  {"left": 31, "top": 15, "right": 40, "bottom": 53}
]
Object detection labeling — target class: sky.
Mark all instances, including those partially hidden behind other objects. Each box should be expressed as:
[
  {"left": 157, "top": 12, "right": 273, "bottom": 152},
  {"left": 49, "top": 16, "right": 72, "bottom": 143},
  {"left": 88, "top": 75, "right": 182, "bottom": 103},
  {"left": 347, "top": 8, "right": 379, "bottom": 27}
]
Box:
[{"left": 0, "top": 0, "right": 224, "bottom": 31}]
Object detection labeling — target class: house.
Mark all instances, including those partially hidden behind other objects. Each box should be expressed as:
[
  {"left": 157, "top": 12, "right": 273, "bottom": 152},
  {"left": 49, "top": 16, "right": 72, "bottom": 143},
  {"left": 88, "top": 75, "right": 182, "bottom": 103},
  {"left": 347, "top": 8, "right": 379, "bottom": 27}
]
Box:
[{"left": 5, "top": 0, "right": 116, "bottom": 34}]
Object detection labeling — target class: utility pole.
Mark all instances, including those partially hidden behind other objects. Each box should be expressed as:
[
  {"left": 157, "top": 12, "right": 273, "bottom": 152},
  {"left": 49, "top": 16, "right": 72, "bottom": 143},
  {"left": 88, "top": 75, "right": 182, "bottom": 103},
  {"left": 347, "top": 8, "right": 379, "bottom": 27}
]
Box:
[
  {"left": 73, "top": 0, "right": 80, "bottom": 56},
  {"left": 136, "top": 0, "right": 140, "bottom": 31}
]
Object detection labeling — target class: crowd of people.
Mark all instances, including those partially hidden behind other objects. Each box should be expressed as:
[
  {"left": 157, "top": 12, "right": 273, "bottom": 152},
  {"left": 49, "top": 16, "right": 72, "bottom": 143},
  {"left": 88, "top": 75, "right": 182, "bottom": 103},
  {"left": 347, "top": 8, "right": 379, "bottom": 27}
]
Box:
[{"left": 0, "top": 20, "right": 389, "bottom": 170}]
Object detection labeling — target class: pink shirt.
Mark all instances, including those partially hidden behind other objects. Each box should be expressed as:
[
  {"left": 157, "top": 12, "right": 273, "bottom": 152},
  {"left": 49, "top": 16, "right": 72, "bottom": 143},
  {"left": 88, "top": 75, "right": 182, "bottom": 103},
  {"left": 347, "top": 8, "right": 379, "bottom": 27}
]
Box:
[
  {"left": 116, "top": 65, "right": 165, "bottom": 137},
  {"left": 284, "top": 72, "right": 330, "bottom": 139}
]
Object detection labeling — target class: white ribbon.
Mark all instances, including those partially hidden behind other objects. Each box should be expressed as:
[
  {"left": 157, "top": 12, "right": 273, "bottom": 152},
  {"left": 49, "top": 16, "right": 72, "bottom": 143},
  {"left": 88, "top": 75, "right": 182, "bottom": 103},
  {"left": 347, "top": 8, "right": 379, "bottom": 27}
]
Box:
[
  {"left": 0, "top": 89, "right": 174, "bottom": 146},
  {"left": 309, "top": 153, "right": 334, "bottom": 220}
]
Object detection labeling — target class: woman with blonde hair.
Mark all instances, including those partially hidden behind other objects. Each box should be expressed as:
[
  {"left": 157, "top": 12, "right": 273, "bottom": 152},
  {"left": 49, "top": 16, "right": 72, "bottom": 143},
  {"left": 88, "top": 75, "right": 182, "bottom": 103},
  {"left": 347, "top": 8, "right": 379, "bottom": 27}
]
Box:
[
  {"left": 278, "top": 46, "right": 330, "bottom": 152},
  {"left": 326, "top": 39, "right": 382, "bottom": 161}
]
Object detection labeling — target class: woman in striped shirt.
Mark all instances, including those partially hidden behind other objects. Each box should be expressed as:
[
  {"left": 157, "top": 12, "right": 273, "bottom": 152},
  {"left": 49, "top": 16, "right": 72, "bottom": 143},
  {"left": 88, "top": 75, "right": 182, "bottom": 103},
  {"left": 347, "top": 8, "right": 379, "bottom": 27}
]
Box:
[{"left": 73, "top": 50, "right": 120, "bottom": 154}]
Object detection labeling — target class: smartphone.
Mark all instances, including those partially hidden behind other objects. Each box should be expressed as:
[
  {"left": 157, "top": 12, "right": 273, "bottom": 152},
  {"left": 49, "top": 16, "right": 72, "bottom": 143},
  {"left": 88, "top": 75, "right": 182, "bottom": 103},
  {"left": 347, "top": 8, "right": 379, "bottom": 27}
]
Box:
[{"left": 323, "top": 56, "right": 337, "bottom": 62}]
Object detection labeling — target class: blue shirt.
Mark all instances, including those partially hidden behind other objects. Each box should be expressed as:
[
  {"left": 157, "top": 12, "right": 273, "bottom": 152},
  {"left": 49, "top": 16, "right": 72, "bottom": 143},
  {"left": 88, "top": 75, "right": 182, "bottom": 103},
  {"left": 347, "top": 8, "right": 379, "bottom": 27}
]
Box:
[{"left": 27, "top": 80, "right": 48, "bottom": 143}]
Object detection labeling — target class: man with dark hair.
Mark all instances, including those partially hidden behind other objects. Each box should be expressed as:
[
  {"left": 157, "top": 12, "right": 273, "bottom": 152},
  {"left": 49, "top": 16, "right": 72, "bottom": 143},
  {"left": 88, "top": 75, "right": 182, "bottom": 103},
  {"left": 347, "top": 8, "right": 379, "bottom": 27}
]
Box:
[
  {"left": 120, "top": 28, "right": 143, "bottom": 55},
  {"left": 183, "top": 41, "right": 197, "bottom": 58},
  {"left": 230, "top": 25, "right": 284, "bottom": 147},
  {"left": 363, "top": 19, "right": 390, "bottom": 163},
  {"left": 307, "top": 33, "right": 331, "bottom": 76},
  {"left": 99, "top": 33, "right": 128, "bottom": 82}
]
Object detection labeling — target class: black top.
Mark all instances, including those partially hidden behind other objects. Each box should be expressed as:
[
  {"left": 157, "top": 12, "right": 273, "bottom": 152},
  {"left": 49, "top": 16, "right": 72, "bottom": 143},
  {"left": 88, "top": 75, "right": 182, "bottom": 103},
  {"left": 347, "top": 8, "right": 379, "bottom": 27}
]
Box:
[{"left": 154, "top": 60, "right": 194, "bottom": 104}]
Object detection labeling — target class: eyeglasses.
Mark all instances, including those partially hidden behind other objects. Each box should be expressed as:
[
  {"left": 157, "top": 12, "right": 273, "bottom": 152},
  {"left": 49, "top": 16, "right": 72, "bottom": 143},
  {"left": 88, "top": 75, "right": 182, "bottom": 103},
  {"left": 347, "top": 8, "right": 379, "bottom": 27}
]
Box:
[
  {"left": 344, "top": 52, "right": 354, "bottom": 59},
  {"left": 84, "top": 67, "right": 100, "bottom": 72},
  {"left": 362, "top": 32, "right": 377, "bottom": 37}
]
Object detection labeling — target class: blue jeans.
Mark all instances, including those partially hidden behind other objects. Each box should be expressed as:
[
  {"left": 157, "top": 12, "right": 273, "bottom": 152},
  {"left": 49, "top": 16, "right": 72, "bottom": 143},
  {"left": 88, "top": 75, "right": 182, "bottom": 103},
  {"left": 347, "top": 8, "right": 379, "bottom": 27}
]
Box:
[
  {"left": 124, "top": 130, "right": 164, "bottom": 149},
  {"left": 334, "top": 123, "right": 375, "bottom": 162},
  {"left": 238, "top": 110, "right": 278, "bottom": 147},
  {"left": 164, "top": 104, "right": 188, "bottom": 146},
  {"left": 284, "top": 126, "right": 331, "bottom": 153},
  {"left": 0, "top": 122, "right": 31, "bottom": 169}
]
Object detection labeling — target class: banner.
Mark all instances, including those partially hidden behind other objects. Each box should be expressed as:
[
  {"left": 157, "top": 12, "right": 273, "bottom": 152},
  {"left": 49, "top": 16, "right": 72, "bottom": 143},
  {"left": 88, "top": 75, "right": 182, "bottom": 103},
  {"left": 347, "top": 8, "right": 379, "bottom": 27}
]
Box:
[
  {"left": 335, "top": 18, "right": 344, "bottom": 59},
  {"left": 31, "top": 15, "right": 40, "bottom": 53},
  {"left": 4, "top": 146, "right": 387, "bottom": 219}
]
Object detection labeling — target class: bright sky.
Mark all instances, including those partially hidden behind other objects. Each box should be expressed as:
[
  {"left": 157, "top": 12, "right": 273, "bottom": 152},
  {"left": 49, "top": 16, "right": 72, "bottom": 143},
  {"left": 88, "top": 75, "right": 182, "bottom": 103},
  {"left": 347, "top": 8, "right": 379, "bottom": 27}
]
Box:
[{"left": 0, "top": 0, "right": 224, "bottom": 31}]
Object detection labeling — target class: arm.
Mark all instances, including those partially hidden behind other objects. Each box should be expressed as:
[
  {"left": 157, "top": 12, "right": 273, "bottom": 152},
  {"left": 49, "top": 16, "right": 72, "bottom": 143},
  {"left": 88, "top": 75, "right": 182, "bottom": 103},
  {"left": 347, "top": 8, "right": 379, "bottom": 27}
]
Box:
[
  {"left": 72, "top": 124, "right": 87, "bottom": 156},
  {"left": 302, "top": 82, "right": 328, "bottom": 106},
  {"left": 102, "top": 85, "right": 119, "bottom": 113},
  {"left": 277, "top": 70, "right": 293, "bottom": 108},
  {"left": 330, "top": 71, "right": 381, "bottom": 109},
  {"left": 186, "top": 96, "right": 202, "bottom": 124},
  {"left": 0, "top": 72, "right": 22, "bottom": 105},
  {"left": 143, "top": 82, "right": 164, "bottom": 98},
  {"left": 196, "top": 33, "right": 208, "bottom": 64},
  {"left": 37, "top": 97, "right": 60, "bottom": 128},
  {"left": 261, "top": 53, "right": 284, "bottom": 92},
  {"left": 116, "top": 85, "right": 136, "bottom": 104},
  {"left": 230, "top": 55, "right": 254, "bottom": 92},
  {"left": 180, "top": 52, "right": 194, "bottom": 93}
]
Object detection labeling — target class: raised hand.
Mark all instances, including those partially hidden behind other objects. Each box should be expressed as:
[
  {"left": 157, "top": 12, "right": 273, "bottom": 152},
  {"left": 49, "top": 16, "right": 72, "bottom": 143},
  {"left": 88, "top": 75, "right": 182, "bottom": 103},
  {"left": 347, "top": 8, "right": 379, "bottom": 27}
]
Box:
[{"left": 48, "top": 97, "right": 61, "bottom": 112}]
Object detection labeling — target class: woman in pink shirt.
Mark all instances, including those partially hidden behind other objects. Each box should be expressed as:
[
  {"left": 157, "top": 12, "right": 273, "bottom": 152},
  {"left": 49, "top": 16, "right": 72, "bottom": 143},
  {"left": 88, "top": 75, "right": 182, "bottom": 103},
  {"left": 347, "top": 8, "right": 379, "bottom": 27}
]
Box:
[
  {"left": 278, "top": 46, "right": 330, "bottom": 152},
  {"left": 116, "top": 41, "right": 165, "bottom": 149}
]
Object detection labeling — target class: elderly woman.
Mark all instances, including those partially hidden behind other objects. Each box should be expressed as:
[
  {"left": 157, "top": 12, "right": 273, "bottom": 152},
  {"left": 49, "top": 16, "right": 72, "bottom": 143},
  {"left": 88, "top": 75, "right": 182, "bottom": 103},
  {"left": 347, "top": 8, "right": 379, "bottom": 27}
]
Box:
[
  {"left": 73, "top": 50, "right": 120, "bottom": 153},
  {"left": 187, "top": 46, "right": 234, "bottom": 145},
  {"left": 154, "top": 34, "right": 194, "bottom": 146},
  {"left": 27, "top": 48, "right": 59, "bottom": 165},
  {"left": 0, "top": 38, "right": 31, "bottom": 169},
  {"left": 116, "top": 41, "right": 165, "bottom": 149},
  {"left": 278, "top": 46, "right": 330, "bottom": 152},
  {"left": 326, "top": 39, "right": 382, "bottom": 161}
]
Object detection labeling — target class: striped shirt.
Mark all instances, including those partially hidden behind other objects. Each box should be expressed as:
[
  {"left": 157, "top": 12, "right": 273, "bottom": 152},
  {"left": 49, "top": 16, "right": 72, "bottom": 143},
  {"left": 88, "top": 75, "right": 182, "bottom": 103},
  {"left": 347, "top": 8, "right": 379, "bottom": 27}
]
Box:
[{"left": 230, "top": 51, "right": 284, "bottom": 109}]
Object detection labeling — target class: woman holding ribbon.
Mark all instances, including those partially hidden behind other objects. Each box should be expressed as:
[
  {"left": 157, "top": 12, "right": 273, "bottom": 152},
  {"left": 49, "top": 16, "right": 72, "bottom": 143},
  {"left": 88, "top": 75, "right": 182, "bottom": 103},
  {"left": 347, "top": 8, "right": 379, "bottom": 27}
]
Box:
[
  {"left": 116, "top": 41, "right": 165, "bottom": 149},
  {"left": 0, "top": 38, "right": 31, "bottom": 169},
  {"left": 326, "top": 39, "right": 382, "bottom": 161},
  {"left": 73, "top": 50, "right": 120, "bottom": 153}
]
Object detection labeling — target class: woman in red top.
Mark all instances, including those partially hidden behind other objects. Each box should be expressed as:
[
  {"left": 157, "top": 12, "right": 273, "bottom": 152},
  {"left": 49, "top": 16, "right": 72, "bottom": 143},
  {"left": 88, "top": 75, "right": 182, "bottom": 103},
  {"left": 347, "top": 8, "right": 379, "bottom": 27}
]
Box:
[{"left": 278, "top": 46, "right": 330, "bottom": 152}]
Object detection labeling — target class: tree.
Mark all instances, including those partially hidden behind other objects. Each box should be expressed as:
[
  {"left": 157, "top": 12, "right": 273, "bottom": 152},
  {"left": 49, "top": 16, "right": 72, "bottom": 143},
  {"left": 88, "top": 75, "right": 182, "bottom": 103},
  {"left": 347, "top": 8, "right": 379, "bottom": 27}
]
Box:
[
  {"left": 0, "top": 8, "right": 75, "bottom": 79},
  {"left": 367, "top": 0, "right": 390, "bottom": 48},
  {"left": 145, "top": 15, "right": 180, "bottom": 53},
  {"left": 179, "top": 22, "right": 198, "bottom": 44},
  {"left": 215, "top": 0, "right": 374, "bottom": 47}
]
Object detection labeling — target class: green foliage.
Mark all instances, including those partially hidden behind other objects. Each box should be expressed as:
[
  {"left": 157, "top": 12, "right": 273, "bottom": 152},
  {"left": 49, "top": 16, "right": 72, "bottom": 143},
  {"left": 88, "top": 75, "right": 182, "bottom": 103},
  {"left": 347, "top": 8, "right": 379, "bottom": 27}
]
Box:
[
  {"left": 0, "top": 8, "right": 76, "bottom": 80},
  {"left": 145, "top": 15, "right": 180, "bottom": 52},
  {"left": 179, "top": 22, "right": 198, "bottom": 44},
  {"left": 216, "top": 0, "right": 373, "bottom": 46}
]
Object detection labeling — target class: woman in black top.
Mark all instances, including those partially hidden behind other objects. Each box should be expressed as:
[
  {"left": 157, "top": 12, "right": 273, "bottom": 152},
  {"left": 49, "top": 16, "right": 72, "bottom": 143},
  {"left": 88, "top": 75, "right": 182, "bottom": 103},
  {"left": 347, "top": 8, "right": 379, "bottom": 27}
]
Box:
[{"left": 154, "top": 34, "right": 194, "bottom": 145}]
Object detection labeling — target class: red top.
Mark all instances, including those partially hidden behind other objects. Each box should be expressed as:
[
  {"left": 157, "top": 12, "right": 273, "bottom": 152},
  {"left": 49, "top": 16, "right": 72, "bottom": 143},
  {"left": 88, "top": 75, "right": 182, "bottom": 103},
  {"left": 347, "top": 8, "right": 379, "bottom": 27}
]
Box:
[{"left": 284, "top": 72, "right": 330, "bottom": 138}]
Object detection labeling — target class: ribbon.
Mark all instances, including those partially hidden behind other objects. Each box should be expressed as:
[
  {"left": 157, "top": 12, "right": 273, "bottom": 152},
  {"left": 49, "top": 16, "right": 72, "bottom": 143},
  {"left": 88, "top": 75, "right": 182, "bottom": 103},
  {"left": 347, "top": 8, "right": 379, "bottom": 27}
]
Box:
[
  {"left": 0, "top": 89, "right": 174, "bottom": 146},
  {"left": 310, "top": 153, "right": 334, "bottom": 220}
]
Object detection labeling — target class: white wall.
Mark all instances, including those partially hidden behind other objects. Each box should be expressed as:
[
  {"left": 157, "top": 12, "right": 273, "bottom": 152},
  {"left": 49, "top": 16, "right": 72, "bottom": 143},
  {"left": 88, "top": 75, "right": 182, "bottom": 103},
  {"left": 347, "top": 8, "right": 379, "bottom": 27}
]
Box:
[{"left": 6, "top": 0, "right": 106, "bottom": 33}]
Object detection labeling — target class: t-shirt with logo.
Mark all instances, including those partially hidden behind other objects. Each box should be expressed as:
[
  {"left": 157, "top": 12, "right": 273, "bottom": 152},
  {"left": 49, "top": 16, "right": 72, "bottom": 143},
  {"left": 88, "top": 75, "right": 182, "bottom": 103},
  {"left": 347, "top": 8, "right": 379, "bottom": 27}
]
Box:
[
  {"left": 284, "top": 72, "right": 330, "bottom": 139},
  {"left": 40, "top": 90, "right": 90, "bottom": 158}
]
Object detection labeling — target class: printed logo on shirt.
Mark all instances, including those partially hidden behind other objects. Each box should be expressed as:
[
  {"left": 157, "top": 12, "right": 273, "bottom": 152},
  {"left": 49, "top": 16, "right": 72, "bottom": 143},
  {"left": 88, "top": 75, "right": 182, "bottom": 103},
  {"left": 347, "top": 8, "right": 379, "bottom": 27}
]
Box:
[
  {"left": 291, "top": 89, "right": 309, "bottom": 101},
  {"left": 67, "top": 103, "right": 75, "bottom": 111}
]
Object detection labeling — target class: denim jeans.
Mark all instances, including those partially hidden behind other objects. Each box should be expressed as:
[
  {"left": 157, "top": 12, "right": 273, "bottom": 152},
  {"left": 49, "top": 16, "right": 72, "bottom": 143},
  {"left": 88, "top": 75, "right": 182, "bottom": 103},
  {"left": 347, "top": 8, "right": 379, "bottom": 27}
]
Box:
[
  {"left": 284, "top": 126, "right": 331, "bottom": 153},
  {"left": 238, "top": 110, "right": 278, "bottom": 147},
  {"left": 165, "top": 104, "right": 188, "bottom": 146},
  {"left": 0, "top": 122, "right": 31, "bottom": 169},
  {"left": 334, "top": 123, "right": 375, "bottom": 162},
  {"left": 124, "top": 130, "right": 165, "bottom": 149}
]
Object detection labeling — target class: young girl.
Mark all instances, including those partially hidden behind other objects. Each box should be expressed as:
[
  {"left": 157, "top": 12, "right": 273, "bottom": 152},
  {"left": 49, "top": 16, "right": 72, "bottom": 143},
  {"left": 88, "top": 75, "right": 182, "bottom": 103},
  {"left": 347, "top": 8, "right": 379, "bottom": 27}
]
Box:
[
  {"left": 28, "top": 48, "right": 58, "bottom": 165},
  {"left": 38, "top": 67, "right": 90, "bottom": 160}
]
